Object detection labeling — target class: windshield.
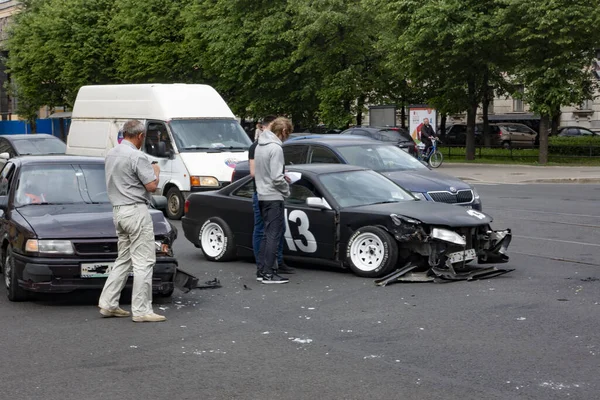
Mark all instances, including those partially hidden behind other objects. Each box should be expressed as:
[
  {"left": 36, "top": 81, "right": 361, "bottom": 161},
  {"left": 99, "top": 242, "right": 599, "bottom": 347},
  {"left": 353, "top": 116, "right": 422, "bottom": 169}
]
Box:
[
  {"left": 337, "top": 144, "right": 427, "bottom": 172},
  {"left": 320, "top": 170, "right": 415, "bottom": 208},
  {"left": 169, "top": 119, "right": 252, "bottom": 151},
  {"left": 15, "top": 164, "right": 109, "bottom": 207},
  {"left": 13, "top": 138, "right": 66, "bottom": 155}
]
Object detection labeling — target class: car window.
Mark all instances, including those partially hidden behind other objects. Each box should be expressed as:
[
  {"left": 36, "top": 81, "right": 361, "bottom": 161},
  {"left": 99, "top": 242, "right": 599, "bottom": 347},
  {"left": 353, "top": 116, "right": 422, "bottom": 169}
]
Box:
[
  {"left": 378, "top": 130, "right": 410, "bottom": 142},
  {"left": 283, "top": 145, "right": 308, "bottom": 165},
  {"left": 349, "top": 129, "right": 369, "bottom": 136},
  {"left": 452, "top": 125, "right": 467, "bottom": 134},
  {"left": 11, "top": 137, "right": 66, "bottom": 155},
  {"left": 146, "top": 121, "right": 174, "bottom": 155},
  {"left": 232, "top": 179, "right": 255, "bottom": 199},
  {"left": 337, "top": 144, "right": 427, "bottom": 171},
  {"left": 567, "top": 128, "right": 579, "bottom": 136},
  {"left": 14, "top": 164, "right": 109, "bottom": 206},
  {"left": 169, "top": 119, "right": 252, "bottom": 151},
  {"left": 0, "top": 163, "right": 15, "bottom": 197},
  {"left": 319, "top": 170, "right": 415, "bottom": 208},
  {"left": 580, "top": 128, "right": 594, "bottom": 136},
  {"left": 0, "top": 139, "right": 12, "bottom": 156},
  {"left": 286, "top": 179, "right": 319, "bottom": 205},
  {"left": 309, "top": 146, "right": 340, "bottom": 164}
]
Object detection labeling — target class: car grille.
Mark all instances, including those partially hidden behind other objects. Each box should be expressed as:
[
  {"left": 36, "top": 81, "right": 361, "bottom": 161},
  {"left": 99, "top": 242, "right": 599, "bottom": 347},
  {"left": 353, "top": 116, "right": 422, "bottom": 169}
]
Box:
[
  {"left": 428, "top": 189, "right": 473, "bottom": 204},
  {"left": 73, "top": 241, "right": 118, "bottom": 257}
]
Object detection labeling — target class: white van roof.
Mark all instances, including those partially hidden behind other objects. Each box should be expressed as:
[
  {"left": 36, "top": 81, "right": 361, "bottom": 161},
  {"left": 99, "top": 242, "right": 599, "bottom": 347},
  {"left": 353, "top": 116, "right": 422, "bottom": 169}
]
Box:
[{"left": 71, "top": 84, "right": 236, "bottom": 120}]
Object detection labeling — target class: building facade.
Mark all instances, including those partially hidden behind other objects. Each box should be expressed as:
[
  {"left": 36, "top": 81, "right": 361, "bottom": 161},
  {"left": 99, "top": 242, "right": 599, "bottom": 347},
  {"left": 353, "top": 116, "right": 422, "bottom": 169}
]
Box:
[{"left": 0, "top": 0, "right": 19, "bottom": 121}]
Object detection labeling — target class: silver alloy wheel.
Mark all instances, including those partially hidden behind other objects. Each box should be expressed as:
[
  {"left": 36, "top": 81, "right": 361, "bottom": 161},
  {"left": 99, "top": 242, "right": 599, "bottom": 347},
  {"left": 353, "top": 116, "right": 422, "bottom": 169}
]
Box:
[
  {"left": 4, "top": 253, "right": 11, "bottom": 289},
  {"left": 168, "top": 193, "right": 180, "bottom": 215},
  {"left": 201, "top": 222, "right": 225, "bottom": 258},
  {"left": 349, "top": 232, "right": 384, "bottom": 272}
]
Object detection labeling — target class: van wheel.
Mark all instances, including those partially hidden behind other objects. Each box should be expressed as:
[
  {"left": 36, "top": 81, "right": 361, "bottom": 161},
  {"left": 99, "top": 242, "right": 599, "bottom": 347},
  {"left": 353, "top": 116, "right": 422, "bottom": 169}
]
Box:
[
  {"left": 166, "top": 187, "right": 184, "bottom": 220},
  {"left": 346, "top": 226, "right": 398, "bottom": 278}
]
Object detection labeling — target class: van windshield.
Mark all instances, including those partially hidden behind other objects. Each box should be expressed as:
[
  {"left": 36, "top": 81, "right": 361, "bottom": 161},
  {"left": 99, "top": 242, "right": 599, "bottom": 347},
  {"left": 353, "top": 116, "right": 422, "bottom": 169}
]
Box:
[{"left": 169, "top": 119, "right": 252, "bottom": 152}]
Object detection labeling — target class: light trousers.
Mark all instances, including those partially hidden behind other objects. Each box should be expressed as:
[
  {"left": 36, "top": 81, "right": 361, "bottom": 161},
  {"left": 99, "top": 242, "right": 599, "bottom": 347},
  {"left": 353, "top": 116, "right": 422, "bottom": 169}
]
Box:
[{"left": 98, "top": 204, "right": 156, "bottom": 317}]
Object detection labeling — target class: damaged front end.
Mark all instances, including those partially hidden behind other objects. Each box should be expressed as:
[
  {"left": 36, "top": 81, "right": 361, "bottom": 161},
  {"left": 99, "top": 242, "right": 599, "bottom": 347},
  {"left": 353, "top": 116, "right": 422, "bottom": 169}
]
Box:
[{"left": 376, "top": 214, "right": 513, "bottom": 286}]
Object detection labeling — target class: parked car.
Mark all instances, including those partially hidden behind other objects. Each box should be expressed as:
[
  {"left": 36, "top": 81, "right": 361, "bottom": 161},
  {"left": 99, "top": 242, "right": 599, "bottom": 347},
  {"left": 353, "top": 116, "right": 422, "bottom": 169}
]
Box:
[
  {"left": 554, "top": 126, "right": 599, "bottom": 137},
  {"left": 340, "top": 127, "right": 418, "bottom": 156},
  {"left": 0, "top": 134, "right": 66, "bottom": 167},
  {"left": 440, "top": 124, "right": 502, "bottom": 146},
  {"left": 494, "top": 123, "right": 538, "bottom": 148},
  {"left": 232, "top": 136, "right": 482, "bottom": 210},
  {"left": 183, "top": 164, "right": 511, "bottom": 279},
  {"left": 0, "top": 155, "right": 178, "bottom": 301}
]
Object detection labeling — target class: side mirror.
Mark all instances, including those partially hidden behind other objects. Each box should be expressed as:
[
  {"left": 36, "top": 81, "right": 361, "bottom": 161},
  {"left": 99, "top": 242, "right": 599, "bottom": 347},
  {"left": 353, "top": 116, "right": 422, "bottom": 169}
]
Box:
[
  {"left": 157, "top": 142, "right": 169, "bottom": 158},
  {"left": 306, "top": 197, "right": 331, "bottom": 210},
  {"left": 0, "top": 152, "right": 9, "bottom": 160},
  {"left": 151, "top": 195, "right": 168, "bottom": 210}
]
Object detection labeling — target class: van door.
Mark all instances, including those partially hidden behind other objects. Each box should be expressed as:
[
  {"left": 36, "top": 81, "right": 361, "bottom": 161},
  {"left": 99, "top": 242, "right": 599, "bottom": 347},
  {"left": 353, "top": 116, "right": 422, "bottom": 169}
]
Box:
[{"left": 144, "top": 121, "right": 174, "bottom": 196}]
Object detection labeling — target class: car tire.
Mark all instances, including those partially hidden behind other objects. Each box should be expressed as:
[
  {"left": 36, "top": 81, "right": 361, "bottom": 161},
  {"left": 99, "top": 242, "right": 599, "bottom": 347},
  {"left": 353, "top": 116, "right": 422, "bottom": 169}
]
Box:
[
  {"left": 4, "top": 246, "right": 29, "bottom": 302},
  {"left": 502, "top": 141, "right": 511, "bottom": 149},
  {"left": 346, "top": 226, "right": 398, "bottom": 278},
  {"left": 166, "top": 187, "right": 184, "bottom": 220},
  {"left": 199, "top": 217, "right": 236, "bottom": 262},
  {"left": 157, "top": 287, "right": 174, "bottom": 298}
]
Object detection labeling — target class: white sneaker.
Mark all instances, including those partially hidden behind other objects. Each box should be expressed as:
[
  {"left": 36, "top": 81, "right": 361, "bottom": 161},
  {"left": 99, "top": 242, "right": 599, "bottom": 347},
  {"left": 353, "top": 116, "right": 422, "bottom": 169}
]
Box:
[{"left": 132, "top": 313, "right": 167, "bottom": 323}]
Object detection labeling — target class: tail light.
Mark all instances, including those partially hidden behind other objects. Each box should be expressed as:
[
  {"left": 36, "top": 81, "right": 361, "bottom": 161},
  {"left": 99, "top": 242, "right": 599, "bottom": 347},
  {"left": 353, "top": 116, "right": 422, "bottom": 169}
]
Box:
[
  {"left": 231, "top": 170, "right": 236, "bottom": 182},
  {"left": 184, "top": 199, "right": 190, "bottom": 215}
]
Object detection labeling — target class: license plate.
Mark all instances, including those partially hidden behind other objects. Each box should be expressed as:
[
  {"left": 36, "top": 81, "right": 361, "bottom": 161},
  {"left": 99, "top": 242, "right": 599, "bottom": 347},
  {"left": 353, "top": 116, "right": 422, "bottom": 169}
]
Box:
[
  {"left": 464, "top": 205, "right": 473, "bottom": 209},
  {"left": 81, "top": 262, "right": 114, "bottom": 278},
  {"left": 447, "top": 249, "right": 477, "bottom": 263}
]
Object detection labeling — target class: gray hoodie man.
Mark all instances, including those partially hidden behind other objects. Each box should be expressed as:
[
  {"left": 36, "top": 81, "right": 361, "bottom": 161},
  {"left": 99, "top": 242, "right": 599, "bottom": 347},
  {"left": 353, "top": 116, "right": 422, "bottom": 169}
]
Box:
[{"left": 255, "top": 129, "right": 290, "bottom": 200}]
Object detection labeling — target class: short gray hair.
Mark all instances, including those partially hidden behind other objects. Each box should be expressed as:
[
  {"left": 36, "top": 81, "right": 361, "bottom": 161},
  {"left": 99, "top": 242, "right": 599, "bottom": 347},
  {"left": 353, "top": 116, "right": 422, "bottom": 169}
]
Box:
[{"left": 122, "top": 120, "right": 145, "bottom": 138}]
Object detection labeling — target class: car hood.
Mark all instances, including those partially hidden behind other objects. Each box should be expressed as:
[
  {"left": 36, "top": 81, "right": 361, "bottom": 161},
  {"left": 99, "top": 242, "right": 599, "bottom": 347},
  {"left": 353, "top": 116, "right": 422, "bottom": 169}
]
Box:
[
  {"left": 350, "top": 201, "right": 492, "bottom": 227},
  {"left": 17, "top": 204, "right": 172, "bottom": 239},
  {"left": 179, "top": 151, "right": 248, "bottom": 182},
  {"left": 381, "top": 169, "right": 471, "bottom": 193}
]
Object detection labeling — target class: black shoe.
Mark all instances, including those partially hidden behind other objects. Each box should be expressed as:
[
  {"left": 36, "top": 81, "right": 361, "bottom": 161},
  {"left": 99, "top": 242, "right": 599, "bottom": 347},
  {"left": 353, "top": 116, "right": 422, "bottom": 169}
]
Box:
[
  {"left": 261, "top": 273, "right": 289, "bottom": 284},
  {"left": 256, "top": 270, "right": 264, "bottom": 282},
  {"left": 277, "top": 263, "right": 295, "bottom": 274}
]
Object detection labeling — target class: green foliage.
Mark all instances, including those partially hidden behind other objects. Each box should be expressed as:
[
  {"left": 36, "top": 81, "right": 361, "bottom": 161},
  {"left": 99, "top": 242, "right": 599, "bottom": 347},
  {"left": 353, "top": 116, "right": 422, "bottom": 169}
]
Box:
[{"left": 548, "top": 136, "right": 600, "bottom": 146}]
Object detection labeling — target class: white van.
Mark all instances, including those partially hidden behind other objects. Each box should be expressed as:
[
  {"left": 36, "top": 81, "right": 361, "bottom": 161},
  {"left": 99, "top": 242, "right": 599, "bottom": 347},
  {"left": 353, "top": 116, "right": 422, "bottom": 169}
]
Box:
[{"left": 66, "top": 84, "right": 252, "bottom": 219}]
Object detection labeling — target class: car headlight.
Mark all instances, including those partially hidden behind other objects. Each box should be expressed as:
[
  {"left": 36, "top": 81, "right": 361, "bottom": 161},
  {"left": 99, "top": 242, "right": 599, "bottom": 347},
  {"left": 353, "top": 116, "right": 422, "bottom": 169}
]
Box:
[
  {"left": 155, "top": 240, "right": 172, "bottom": 256},
  {"left": 390, "top": 214, "right": 422, "bottom": 225},
  {"left": 25, "top": 239, "right": 74, "bottom": 255},
  {"left": 431, "top": 228, "right": 466, "bottom": 246},
  {"left": 190, "top": 176, "right": 219, "bottom": 187},
  {"left": 471, "top": 186, "right": 480, "bottom": 201},
  {"left": 412, "top": 192, "right": 427, "bottom": 201}
]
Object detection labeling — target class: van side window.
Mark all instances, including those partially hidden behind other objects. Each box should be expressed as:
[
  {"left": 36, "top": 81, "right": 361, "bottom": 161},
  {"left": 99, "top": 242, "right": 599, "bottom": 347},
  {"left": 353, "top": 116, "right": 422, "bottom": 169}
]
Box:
[{"left": 146, "top": 122, "right": 174, "bottom": 156}]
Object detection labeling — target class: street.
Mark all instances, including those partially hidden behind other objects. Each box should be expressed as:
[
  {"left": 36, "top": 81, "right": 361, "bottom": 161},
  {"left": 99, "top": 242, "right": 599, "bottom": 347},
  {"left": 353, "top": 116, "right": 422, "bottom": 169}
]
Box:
[{"left": 1, "top": 183, "right": 599, "bottom": 400}]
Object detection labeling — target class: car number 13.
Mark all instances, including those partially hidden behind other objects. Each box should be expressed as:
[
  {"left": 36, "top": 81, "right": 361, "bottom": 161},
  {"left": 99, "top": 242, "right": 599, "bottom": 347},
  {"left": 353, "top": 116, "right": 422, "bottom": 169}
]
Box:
[{"left": 284, "top": 209, "right": 317, "bottom": 253}]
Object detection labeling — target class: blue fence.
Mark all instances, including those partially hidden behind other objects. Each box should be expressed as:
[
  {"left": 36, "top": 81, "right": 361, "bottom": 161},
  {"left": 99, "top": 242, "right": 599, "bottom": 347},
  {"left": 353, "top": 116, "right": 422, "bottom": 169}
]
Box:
[{"left": 0, "top": 118, "right": 71, "bottom": 140}]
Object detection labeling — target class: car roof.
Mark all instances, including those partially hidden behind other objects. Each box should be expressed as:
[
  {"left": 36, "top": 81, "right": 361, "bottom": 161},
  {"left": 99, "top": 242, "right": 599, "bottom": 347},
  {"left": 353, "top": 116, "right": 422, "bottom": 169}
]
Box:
[
  {"left": 286, "top": 163, "right": 367, "bottom": 175},
  {"left": 0, "top": 134, "right": 60, "bottom": 141},
  {"left": 10, "top": 155, "right": 105, "bottom": 166},
  {"left": 286, "top": 135, "right": 381, "bottom": 146}
]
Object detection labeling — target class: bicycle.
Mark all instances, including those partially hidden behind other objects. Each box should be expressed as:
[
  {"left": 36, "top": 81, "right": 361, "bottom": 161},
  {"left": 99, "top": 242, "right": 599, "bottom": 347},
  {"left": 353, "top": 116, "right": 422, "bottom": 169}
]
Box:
[{"left": 418, "top": 137, "right": 444, "bottom": 168}]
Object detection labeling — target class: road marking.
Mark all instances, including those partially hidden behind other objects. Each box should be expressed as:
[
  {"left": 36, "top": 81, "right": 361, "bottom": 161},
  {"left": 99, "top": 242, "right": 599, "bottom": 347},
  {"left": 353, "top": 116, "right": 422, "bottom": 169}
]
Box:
[
  {"left": 487, "top": 207, "right": 600, "bottom": 219},
  {"left": 514, "top": 235, "right": 600, "bottom": 248}
]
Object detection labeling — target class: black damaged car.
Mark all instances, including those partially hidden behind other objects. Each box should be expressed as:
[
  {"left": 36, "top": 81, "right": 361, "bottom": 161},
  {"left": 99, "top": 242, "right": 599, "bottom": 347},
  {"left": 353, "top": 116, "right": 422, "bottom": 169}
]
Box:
[
  {"left": 182, "top": 164, "right": 511, "bottom": 280},
  {"left": 0, "top": 156, "right": 178, "bottom": 301}
]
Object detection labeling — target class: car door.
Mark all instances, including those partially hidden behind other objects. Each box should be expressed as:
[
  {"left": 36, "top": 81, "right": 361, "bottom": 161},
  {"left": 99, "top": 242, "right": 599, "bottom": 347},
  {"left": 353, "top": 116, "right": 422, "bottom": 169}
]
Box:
[
  {"left": 144, "top": 121, "right": 173, "bottom": 194},
  {"left": 283, "top": 177, "right": 336, "bottom": 260}
]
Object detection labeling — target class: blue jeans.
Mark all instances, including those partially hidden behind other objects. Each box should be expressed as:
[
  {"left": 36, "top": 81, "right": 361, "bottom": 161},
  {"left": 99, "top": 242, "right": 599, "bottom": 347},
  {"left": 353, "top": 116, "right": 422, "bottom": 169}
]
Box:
[
  {"left": 257, "top": 200, "right": 285, "bottom": 275},
  {"left": 253, "top": 192, "right": 284, "bottom": 265}
]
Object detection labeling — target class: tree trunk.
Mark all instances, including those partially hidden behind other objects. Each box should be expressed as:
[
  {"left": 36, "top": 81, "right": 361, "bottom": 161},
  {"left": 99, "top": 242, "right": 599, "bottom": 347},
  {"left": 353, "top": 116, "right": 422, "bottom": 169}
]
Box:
[
  {"left": 482, "top": 69, "right": 491, "bottom": 147},
  {"left": 465, "top": 79, "right": 477, "bottom": 160},
  {"left": 538, "top": 114, "right": 550, "bottom": 165},
  {"left": 356, "top": 95, "right": 364, "bottom": 126},
  {"left": 551, "top": 107, "right": 560, "bottom": 136},
  {"left": 440, "top": 113, "right": 447, "bottom": 136},
  {"left": 400, "top": 101, "right": 406, "bottom": 129}
]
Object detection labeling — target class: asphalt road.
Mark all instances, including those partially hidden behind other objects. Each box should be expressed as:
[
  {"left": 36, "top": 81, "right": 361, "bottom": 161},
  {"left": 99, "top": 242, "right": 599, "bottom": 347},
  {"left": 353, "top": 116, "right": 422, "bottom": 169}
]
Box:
[{"left": 1, "top": 183, "right": 599, "bottom": 400}]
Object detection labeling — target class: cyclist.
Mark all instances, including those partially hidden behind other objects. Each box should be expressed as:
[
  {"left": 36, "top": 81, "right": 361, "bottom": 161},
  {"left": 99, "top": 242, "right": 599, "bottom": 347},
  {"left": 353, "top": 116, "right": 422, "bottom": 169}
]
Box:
[{"left": 420, "top": 118, "right": 437, "bottom": 159}]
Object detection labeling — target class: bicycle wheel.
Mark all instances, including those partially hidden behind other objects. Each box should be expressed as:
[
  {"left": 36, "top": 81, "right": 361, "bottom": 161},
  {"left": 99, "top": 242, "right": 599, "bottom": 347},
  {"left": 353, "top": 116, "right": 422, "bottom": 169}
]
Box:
[{"left": 428, "top": 151, "right": 443, "bottom": 168}]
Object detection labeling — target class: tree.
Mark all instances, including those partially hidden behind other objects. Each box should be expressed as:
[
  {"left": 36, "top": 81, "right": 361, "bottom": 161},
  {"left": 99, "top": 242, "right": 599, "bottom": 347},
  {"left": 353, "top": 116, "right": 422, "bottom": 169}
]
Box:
[
  {"left": 371, "top": 0, "right": 511, "bottom": 159},
  {"left": 6, "top": 0, "right": 116, "bottom": 116},
  {"left": 109, "top": 0, "right": 201, "bottom": 84},
  {"left": 500, "top": 0, "right": 600, "bottom": 164},
  {"left": 286, "top": 0, "right": 393, "bottom": 128}
]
